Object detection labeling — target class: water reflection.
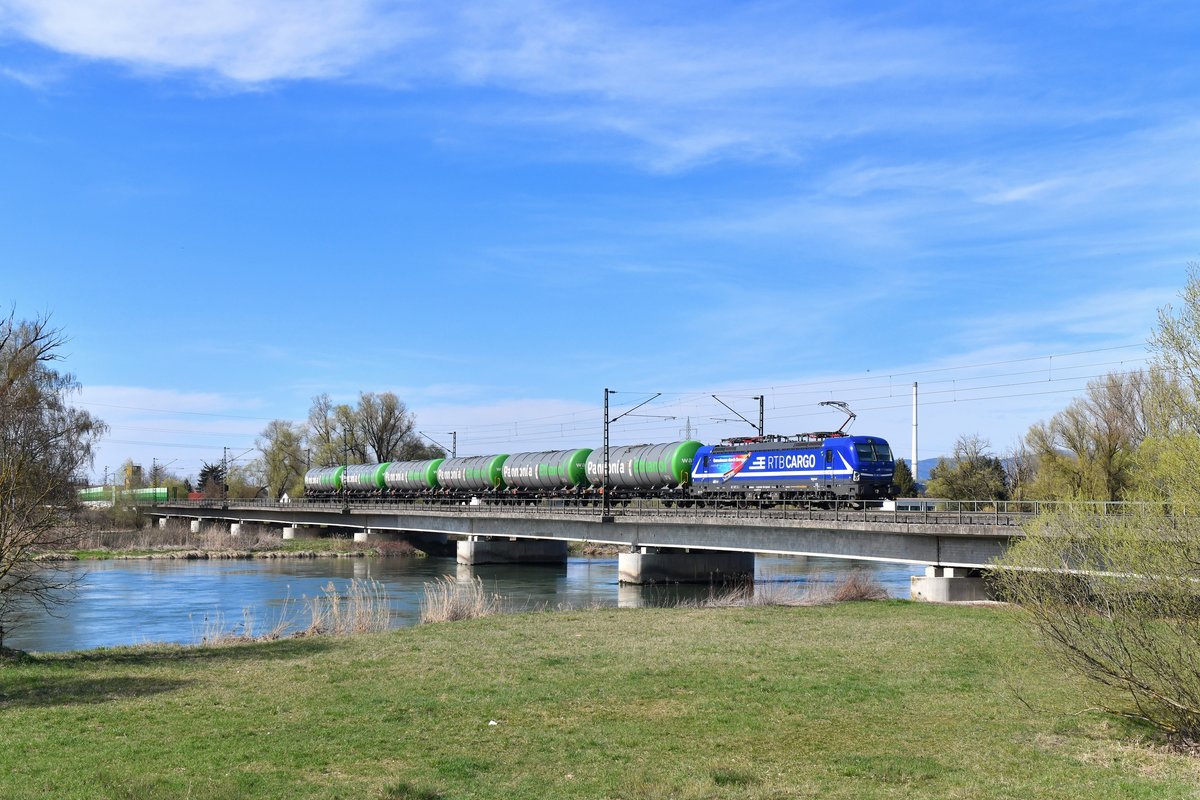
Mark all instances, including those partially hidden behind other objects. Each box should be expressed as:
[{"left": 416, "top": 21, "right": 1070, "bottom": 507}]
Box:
[{"left": 6, "top": 555, "right": 924, "bottom": 653}]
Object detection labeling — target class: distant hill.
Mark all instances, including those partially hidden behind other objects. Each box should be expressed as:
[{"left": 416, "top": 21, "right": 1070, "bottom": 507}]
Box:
[
  {"left": 915, "top": 458, "right": 940, "bottom": 482},
  {"left": 909, "top": 456, "right": 1017, "bottom": 484}
]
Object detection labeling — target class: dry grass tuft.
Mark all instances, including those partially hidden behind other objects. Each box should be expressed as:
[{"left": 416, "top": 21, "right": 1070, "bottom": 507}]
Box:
[
  {"left": 419, "top": 576, "right": 505, "bottom": 624},
  {"left": 806, "top": 571, "right": 890, "bottom": 604},
  {"left": 685, "top": 581, "right": 804, "bottom": 608},
  {"left": 191, "top": 603, "right": 295, "bottom": 646},
  {"left": 684, "top": 572, "right": 890, "bottom": 609},
  {"left": 304, "top": 579, "right": 392, "bottom": 636}
]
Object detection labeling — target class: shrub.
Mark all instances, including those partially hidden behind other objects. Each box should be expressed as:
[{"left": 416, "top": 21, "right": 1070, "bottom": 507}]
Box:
[{"left": 992, "top": 509, "right": 1200, "bottom": 743}]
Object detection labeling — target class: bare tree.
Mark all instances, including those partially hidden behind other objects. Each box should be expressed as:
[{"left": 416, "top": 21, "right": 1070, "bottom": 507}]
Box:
[
  {"left": 257, "top": 420, "right": 307, "bottom": 499},
  {"left": 307, "top": 393, "right": 342, "bottom": 467},
  {"left": 925, "top": 434, "right": 1008, "bottom": 500},
  {"left": 1002, "top": 438, "right": 1037, "bottom": 501},
  {"left": 357, "top": 392, "right": 416, "bottom": 462},
  {"left": 304, "top": 391, "right": 427, "bottom": 467},
  {"left": 1023, "top": 371, "right": 1149, "bottom": 501},
  {"left": 0, "top": 312, "right": 106, "bottom": 648}
]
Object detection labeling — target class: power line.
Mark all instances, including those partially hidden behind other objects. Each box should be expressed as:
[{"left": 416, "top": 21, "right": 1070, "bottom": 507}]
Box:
[{"left": 79, "top": 401, "right": 275, "bottom": 421}]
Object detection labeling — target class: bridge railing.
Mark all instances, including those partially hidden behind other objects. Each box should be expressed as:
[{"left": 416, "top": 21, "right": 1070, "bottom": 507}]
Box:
[{"left": 146, "top": 496, "right": 1184, "bottom": 527}]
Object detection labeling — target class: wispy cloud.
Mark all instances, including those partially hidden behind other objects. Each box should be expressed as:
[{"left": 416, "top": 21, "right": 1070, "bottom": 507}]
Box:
[{"left": 0, "top": 1, "right": 1002, "bottom": 167}]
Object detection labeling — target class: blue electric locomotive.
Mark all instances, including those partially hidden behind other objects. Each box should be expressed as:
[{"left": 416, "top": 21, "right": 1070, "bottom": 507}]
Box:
[{"left": 689, "top": 433, "right": 895, "bottom": 502}]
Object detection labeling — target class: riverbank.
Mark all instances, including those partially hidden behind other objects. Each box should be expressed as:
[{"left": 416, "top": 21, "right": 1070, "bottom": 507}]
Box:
[
  {"left": 64, "top": 540, "right": 420, "bottom": 561},
  {"left": 1, "top": 602, "right": 1196, "bottom": 799},
  {"left": 50, "top": 522, "right": 425, "bottom": 561}
]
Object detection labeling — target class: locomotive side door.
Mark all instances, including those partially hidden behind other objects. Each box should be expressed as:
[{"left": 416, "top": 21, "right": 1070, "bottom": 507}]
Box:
[{"left": 823, "top": 446, "right": 834, "bottom": 493}]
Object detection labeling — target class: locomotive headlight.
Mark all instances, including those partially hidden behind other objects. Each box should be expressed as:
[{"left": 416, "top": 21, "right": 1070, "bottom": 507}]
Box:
[{"left": 852, "top": 471, "right": 860, "bottom": 482}]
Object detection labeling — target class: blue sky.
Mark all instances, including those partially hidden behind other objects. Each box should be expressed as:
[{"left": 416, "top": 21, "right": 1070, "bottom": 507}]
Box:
[{"left": 2, "top": 1, "right": 1196, "bottom": 483}]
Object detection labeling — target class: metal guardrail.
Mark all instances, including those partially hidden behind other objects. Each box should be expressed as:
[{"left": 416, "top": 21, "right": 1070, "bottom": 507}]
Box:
[{"left": 147, "top": 497, "right": 1182, "bottom": 529}]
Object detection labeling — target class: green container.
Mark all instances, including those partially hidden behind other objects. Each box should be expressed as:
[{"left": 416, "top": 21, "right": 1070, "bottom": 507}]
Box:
[
  {"left": 437, "top": 454, "right": 509, "bottom": 490},
  {"left": 585, "top": 441, "right": 703, "bottom": 489},
  {"left": 501, "top": 449, "right": 593, "bottom": 489},
  {"left": 343, "top": 462, "right": 392, "bottom": 491},
  {"left": 383, "top": 459, "right": 445, "bottom": 490}
]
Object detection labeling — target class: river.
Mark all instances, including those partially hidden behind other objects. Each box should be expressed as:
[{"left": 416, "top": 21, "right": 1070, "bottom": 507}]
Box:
[{"left": 5, "top": 555, "right": 925, "bottom": 653}]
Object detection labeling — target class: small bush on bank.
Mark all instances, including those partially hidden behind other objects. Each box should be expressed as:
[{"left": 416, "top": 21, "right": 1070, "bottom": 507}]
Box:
[{"left": 992, "top": 509, "right": 1200, "bottom": 745}]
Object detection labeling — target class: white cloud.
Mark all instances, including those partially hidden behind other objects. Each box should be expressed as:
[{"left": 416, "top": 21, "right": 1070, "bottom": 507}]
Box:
[{"left": 1, "top": 0, "right": 415, "bottom": 82}]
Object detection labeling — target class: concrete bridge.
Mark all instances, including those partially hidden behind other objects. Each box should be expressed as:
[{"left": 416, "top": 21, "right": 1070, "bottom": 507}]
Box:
[{"left": 146, "top": 498, "right": 1059, "bottom": 600}]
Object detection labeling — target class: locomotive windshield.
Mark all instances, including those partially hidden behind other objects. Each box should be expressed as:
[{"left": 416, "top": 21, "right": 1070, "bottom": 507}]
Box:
[{"left": 855, "top": 442, "right": 893, "bottom": 462}]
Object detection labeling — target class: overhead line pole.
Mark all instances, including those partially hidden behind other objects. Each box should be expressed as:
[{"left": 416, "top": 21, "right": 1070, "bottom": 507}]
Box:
[
  {"left": 603, "top": 390, "right": 662, "bottom": 521},
  {"left": 712, "top": 395, "right": 764, "bottom": 436},
  {"left": 419, "top": 431, "right": 457, "bottom": 458},
  {"left": 912, "top": 382, "right": 919, "bottom": 493}
]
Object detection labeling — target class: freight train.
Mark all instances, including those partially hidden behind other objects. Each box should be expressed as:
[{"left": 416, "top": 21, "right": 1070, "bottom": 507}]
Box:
[
  {"left": 303, "top": 431, "right": 896, "bottom": 506},
  {"left": 77, "top": 486, "right": 174, "bottom": 504}
]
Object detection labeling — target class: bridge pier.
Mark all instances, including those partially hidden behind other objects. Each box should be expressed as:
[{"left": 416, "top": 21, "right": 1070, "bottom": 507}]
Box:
[
  {"left": 911, "top": 566, "right": 992, "bottom": 602},
  {"left": 189, "top": 519, "right": 202, "bottom": 534},
  {"left": 230, "top": 522, "right": 243, "bottom": 537},
  {"left": 618, "top": 548, "right": 755, "bottom": 585},
  {"left": 282, "top": 525, "right": 323, "bottom": 540},
  {"left": 157, "top": 517, "right": 169, "bottom": 529},
  {"left": 457, "top": 537, "right": 569, "bottom": 566}
]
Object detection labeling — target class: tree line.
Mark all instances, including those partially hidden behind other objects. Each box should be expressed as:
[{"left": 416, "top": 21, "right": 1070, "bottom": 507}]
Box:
[
  {"left": 914, "top": 354, "right": 1175, "bottom": 503},
  {"left": 130, "top": 393, "right": 447, "bottom": 501}
]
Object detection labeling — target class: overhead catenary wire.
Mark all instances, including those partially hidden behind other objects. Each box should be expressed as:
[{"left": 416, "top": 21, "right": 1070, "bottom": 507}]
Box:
[{"left": 89, "top": 343, "right": 1156, "bottom": 463}]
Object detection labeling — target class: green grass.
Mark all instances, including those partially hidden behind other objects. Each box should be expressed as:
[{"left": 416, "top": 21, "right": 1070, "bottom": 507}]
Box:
[{"left": 2, "top": 602, "right": 1197, "bottom": 799}]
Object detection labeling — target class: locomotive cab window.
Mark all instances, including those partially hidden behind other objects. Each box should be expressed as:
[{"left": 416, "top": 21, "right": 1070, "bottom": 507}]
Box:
[{"left": 855, "top": 442, "right": 894, "bottom": 462}]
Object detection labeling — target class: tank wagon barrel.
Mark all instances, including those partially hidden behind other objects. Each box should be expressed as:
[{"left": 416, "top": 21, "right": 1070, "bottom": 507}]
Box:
[
  {"left": 501, "top": 448, "right": 593, "bottom": 491},
  {"left": 584, "top": 440, "right": 703, "bottom": 490},
  {"left": 341, "top": 463, "right": 391, "bottom": 493},
  {"left": 304, "top": 466, "right": 345, "bottom": 494},
  {"left": 436, "top": 454, "right": 509, "bottom": 492},
  {"left": 383, "top": 459, "right": 444, "bottom": 492}
]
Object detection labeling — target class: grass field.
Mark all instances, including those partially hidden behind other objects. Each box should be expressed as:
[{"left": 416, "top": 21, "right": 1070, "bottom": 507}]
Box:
[{"left": 2, "top": 602, "right": 1197, "bottom": 799}]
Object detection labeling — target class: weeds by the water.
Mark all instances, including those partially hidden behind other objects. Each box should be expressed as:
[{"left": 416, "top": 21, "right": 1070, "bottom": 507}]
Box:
[
  {"left": 304, "top": 579, "right": 391, "bottom": 636},
  {"left": 809, "top": 571, "right": 890, "bottom": 603},
  {"left": 683, "top": 572, "right": 889, "bottom": 609},
  {"left": 190, "top": 580, "right": 389, "bottom": 645},
  {"left": 419, "top": 576, "right": 505, "bottom": 623},
  {"left": 191, "top": 602, "right": 296, "bottom": 646}
]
